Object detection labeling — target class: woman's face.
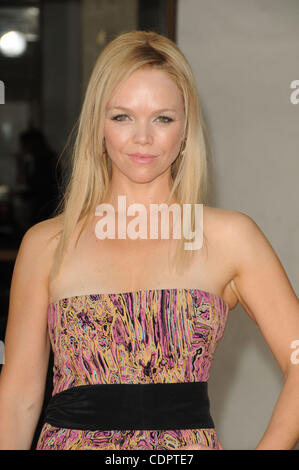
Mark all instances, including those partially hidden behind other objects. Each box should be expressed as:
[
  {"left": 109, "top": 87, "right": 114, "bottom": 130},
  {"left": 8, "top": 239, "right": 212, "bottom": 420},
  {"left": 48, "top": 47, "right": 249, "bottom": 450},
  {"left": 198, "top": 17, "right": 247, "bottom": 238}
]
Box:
[{"left": 104, "top": 67, "right": 186, "bottom": 184}]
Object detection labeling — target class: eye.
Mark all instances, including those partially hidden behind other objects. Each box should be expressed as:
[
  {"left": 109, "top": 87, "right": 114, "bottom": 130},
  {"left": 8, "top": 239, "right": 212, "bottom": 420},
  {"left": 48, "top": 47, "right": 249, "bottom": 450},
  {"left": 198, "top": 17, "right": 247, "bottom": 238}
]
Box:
[
  {"left": 156, "top": 116, "right": 174, "bottom": 123},
  {"left": 111, "top": 114, "right": 129, "bottom": 121},
  {"left": 110, "top": 114, "right": 174, "bottom": 123}
]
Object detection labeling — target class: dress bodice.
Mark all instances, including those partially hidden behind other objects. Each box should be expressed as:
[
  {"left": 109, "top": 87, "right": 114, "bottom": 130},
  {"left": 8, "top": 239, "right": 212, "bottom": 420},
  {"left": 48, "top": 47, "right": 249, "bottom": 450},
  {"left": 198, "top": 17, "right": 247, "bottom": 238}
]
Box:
[{"left": 47, "top": 288, "right": 230, "bottom": 396}]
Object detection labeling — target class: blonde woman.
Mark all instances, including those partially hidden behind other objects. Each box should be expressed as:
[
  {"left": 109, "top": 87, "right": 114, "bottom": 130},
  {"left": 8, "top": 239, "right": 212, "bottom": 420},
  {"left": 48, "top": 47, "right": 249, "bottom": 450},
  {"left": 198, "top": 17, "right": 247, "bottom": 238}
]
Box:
[{"left": 0, "top": 30, "right": 298, "bottom": 451}]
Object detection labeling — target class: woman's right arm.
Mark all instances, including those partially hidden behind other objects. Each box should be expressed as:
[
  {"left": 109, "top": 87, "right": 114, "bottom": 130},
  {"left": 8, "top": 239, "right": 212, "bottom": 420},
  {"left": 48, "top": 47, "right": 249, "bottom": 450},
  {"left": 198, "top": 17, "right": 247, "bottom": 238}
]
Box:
[{"left": 0, "top": 218, "right": 59, "bottom": 449}]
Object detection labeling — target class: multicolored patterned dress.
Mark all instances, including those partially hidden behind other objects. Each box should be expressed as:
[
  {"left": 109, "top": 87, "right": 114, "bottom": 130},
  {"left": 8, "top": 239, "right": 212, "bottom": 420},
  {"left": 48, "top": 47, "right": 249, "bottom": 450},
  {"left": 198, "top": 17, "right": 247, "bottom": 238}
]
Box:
[{"left": 35, "top": 287, "right": 229, "bottom": 450}]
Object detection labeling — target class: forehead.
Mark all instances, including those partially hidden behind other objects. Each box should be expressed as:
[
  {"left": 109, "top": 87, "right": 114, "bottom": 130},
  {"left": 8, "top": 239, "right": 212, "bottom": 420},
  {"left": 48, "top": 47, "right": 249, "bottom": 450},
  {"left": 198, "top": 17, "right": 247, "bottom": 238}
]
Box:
[{"left": 108, "top": 68, "right": 183, "bottom": 107}]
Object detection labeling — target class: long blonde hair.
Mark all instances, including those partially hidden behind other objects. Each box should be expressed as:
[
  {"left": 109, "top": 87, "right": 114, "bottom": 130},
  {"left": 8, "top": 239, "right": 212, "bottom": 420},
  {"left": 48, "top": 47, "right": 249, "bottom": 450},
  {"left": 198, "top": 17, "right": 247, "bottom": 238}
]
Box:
[{"left": 49, "top": 30, "right": 210, "bottom": 281}]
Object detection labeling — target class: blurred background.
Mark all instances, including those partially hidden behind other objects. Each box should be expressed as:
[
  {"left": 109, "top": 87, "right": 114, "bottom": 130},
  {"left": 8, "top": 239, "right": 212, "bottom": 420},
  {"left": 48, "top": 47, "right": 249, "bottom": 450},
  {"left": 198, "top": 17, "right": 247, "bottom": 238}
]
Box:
[
  {"left": 0, "top": 0, "right": 298, "bottom": 450},
  {"left": 0, "top": 0, "right": 178, "bottom": 450}
]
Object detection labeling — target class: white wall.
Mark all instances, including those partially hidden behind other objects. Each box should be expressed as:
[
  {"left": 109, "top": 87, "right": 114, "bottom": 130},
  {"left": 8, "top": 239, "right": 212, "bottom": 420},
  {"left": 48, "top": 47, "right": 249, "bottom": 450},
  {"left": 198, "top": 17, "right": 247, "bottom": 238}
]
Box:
[{"left": 177, "top": 0, "right": 299, "bottom": 450}]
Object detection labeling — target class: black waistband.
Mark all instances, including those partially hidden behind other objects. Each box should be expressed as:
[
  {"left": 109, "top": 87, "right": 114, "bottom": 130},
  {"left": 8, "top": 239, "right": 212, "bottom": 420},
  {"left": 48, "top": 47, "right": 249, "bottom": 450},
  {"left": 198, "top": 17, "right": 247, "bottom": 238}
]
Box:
[{"left": 44, "top": 382, "right": 215, "bottom": 431}]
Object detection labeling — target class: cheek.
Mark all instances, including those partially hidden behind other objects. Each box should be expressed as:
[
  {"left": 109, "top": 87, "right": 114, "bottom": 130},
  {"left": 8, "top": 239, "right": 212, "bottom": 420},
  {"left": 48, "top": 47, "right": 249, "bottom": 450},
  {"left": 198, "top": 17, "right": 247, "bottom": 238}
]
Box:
[
  {"left": 159, "top": 130, "right": 182, "bottom": 155},
  {"left": 104, "top": 124, "right": 128, "bottom": 150}
]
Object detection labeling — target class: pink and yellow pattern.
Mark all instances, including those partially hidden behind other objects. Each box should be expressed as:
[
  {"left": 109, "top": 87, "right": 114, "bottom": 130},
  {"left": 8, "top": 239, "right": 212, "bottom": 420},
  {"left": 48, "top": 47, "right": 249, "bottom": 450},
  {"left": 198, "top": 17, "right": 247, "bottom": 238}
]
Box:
[{"left": 36, "top": 288, "right": 229, "bottom": 450}]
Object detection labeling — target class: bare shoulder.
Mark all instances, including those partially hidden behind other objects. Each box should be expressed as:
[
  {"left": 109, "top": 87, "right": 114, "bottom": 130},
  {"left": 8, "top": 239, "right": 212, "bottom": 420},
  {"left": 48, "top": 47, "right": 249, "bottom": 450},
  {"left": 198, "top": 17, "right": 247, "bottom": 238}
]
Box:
[
  {"left": 0, "top": 215, "right": 65, "bottom": 403},
  {"left": 203, "top": 204, "right": 254, "bottom": 243},
  {"left": 203, "top": 204, "right": 252, "bottom": 227},
  {"left": 10, "top": 213, "right": 65, "bottom": 312},
  {"left": 204, "top": 205, "right": 291, "bottom": 324},
  {"left": 203, "top": 205, "right": 261, "bottom": 314},
  {"left": 18, "top": 215, "right": 64, "bottom": 285},
  {"left": 24, "top": 214, "right": 63, "bottom": 246},
  {"left": 203, "top": 204, "right": 263, "bottom": 274},
  {"left": 206, "top": 206, "right": 267, "bottom": 251},
  {"left": 205, "top": 206, "right": 299, "bottom": 376}
]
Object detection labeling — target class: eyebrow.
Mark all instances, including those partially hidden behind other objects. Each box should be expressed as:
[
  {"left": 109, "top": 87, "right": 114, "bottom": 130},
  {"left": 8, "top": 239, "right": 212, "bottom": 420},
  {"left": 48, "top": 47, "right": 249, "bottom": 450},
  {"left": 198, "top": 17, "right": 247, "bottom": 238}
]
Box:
[{"left": 107, "top": 106, "right": 177, "bottom": 113}]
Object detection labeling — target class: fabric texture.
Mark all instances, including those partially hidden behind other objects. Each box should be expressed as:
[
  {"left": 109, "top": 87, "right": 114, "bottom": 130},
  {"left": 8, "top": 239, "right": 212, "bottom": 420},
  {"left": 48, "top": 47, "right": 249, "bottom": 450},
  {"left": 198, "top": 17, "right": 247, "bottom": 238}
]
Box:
[{"left": 36, "top": 287, "right": 229, "bottom": 450}]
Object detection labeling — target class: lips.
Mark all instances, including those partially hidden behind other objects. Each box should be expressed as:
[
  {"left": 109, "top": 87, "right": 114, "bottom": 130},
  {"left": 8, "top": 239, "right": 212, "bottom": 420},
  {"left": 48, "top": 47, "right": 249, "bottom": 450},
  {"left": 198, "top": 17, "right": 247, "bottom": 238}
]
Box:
[
  {"left": 128, "top": 153, "right": 157, "bottom": 158},
  {"left": 128, "top": 153, "right": 157, "bottom": 163}
]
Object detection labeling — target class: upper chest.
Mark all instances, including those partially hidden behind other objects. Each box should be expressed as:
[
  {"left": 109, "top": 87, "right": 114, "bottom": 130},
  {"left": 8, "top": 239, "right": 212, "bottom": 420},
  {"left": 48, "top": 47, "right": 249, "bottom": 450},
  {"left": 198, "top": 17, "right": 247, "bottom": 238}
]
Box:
[{"left": 48, "top": 206, "right": 237, "bottom": 306}]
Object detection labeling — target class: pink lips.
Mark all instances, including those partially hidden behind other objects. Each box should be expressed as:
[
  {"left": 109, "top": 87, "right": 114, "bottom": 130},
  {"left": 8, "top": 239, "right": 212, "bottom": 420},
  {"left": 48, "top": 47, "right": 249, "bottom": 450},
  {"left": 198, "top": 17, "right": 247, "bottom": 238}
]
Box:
[{"left": 128, "top": 153, "right": 157, "bottom": 163}]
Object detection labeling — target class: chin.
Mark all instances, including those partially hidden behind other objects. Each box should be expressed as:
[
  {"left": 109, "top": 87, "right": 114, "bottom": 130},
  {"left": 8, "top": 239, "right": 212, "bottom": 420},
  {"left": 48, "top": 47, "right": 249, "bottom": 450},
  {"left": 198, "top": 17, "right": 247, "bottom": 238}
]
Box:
[
  {"left": 112, "top": 161, "right": 165, "bottom": 184},
  {"left": 126, "top": 172, "right": 159, "bottom": 184}
]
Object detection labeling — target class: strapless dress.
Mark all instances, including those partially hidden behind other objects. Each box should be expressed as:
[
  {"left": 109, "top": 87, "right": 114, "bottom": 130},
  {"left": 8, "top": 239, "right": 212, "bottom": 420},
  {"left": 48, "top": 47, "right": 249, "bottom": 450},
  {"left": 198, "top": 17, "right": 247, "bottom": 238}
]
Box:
[{"left": 35, "top": 287, "right": 229, "bottom": 450}]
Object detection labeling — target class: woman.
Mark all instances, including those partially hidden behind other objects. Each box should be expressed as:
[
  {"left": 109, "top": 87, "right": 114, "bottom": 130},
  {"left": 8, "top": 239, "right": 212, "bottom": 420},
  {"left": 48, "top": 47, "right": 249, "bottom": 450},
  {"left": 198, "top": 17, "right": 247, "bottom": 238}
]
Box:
[{"left": 0, "top": 30, "right": 298, "bottom": 451}]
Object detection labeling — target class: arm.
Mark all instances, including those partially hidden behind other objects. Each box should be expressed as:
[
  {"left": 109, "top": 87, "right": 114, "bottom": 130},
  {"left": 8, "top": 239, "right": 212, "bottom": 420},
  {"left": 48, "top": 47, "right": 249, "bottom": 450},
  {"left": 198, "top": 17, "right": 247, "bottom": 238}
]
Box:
[
  {"left": 0, "top": 219, "right": 59, "bottom": 449},
  {"left": 229, "top": 212, "right": 299, "bottom": 450}
]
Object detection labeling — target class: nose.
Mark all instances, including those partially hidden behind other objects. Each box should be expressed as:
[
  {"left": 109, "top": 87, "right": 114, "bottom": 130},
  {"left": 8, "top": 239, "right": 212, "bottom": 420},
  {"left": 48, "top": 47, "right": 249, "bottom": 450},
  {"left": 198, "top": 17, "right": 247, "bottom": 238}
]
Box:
[{"left": 133, "top": 122, "right": 153, "bottom": 145}]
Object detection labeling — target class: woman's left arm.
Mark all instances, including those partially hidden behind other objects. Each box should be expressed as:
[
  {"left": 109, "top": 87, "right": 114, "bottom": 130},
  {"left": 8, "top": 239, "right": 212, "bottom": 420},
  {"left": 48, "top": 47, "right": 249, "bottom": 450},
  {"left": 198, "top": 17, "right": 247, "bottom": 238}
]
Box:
[
  {"left": 227, "top": 211, "right": 299, "bottom": 450},
  {"left": 178, "top": 211, "right": 299, "bottom": 451}
]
